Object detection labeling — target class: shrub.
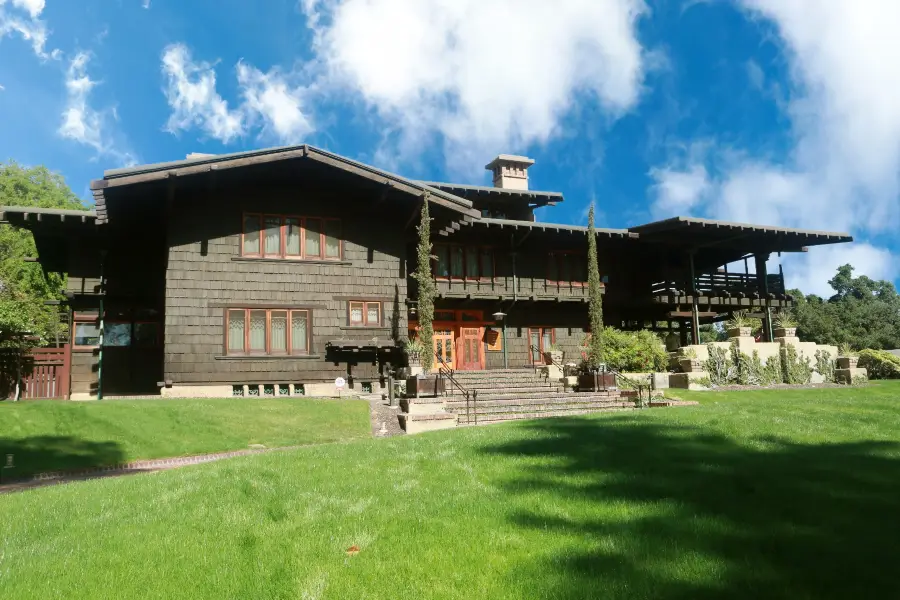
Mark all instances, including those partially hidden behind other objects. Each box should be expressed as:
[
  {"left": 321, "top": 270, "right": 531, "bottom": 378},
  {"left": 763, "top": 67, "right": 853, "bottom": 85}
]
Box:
[
  {"left": 781, "top": 346, "right": 813, "bottom": 384},
  {"left": 705, "top": 344, "right": 733, "bottom": 386},
  {"left": 857, "top": 349, "right": 900, "bottom": 379},
  {"left": 601, "top": 327, "right": 668, "bottom": 372},
  {"left": 815, "top": 349, "right": 836, "bottom": 383}
]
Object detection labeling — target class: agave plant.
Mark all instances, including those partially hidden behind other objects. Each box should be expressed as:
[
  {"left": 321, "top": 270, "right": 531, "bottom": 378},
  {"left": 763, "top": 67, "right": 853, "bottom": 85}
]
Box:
[
  {"left": 725, "top": 310, "right": 752, "bottom": 329},
  {"left": 838, "top": 342, "right": 858, "bottom": 358},
  {"left": 772, "top": 310, "right": 798, "bottom": 329}
]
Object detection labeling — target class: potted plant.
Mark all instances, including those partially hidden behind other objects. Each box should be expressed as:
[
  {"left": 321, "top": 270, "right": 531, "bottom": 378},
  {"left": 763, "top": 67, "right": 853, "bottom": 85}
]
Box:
[
  {"left": 576, "top": 360, "right": 616, "bottom": 391},
  {"left": 404, "top": 337, "right": 425, "bottom": 368},
  {"left": 725, "top": 311, "right": 753, "bottom": 338},
  {"left": 837, "top": 343, "right": 859, "bottom": 369},
  {"left": 772, "top": 310, "right": 798, "bottom": 338},
  {"left": 543, "top": 343, "right": 563, "bottom": 366},
  {"left": 678, "top": 347, "right": 703, "bottom": 373}
]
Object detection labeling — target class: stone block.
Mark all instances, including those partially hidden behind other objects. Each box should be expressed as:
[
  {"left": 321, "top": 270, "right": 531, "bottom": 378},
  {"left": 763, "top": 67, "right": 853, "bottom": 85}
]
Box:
[
  {"left": 161, "top": 385, "right": 233, "bottom": 398},
  {"left": 669, "top": 372, "right": 710, "bottom": 390},
  {"left": 398, "top": 412, "right": 457, "bottom": 434},
  {"left": 835, "top": 367, "right": 868, "bottom": 384},
  {"left": 650, "top": 372, "right": 669, "bottom": 390}
]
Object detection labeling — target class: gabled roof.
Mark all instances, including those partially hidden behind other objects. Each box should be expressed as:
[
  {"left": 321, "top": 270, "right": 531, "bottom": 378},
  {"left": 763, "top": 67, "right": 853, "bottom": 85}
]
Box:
[
  {"left": 91, "top": 144, "right": 481, "bottom": 224},
  {"left": 418, "top": 181, "right": 563, "bottom": 206}
]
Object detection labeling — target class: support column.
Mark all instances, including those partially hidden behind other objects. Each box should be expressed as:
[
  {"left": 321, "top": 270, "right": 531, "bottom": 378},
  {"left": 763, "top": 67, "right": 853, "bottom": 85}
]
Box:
[
  {"left": 688, "top": 252, "right": 700, "bottom": 345},
  {"left": 755, "top": 253, "right": 773, "bottom": 342}
]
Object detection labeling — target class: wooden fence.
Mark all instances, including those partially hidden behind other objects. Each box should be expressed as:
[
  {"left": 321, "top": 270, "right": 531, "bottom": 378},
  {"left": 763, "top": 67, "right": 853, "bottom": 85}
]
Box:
[{"left": 0, "top": 347, "right": 70, "bottom": 400}]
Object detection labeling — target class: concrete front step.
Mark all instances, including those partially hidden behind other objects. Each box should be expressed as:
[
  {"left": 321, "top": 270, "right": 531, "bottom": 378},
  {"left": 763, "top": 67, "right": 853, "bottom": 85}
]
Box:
[
  {"left": 443, "top": 385, "right": 563, "bottom": 398},
  {"left": 444, "top": 388, "right": 615, "bottom": 402},
  {"left": 445, "top": 393, "right": 623, "bottom": 409},
  {"left": 398, "top": 412, "right": 457, "bottom": 434},
  {"left": 453, "top": 401, "right": 632, "bottom": 417},
  {"left": 451, "top": 376, "right": 549, "bottom": 386},
  {"left": 458, "top": 405, "right": 634, "bottom": 425}
]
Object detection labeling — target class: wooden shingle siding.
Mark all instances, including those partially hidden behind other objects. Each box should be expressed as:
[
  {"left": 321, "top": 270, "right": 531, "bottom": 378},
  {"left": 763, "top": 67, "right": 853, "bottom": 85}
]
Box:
[{"left": 163, "top": 178, "right": 408, "bottom": 385}]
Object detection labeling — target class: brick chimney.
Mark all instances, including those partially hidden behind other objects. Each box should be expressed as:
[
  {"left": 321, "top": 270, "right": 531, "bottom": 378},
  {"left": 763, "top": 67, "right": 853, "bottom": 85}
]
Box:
[{"left": 485, "top": 155, "right": 535, "bottom": 191}]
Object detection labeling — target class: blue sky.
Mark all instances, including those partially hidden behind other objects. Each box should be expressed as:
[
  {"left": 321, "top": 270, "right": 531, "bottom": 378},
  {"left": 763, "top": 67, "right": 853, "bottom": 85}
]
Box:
[{"left": 1, "top": 0, "right": 898, "bottom": 296}]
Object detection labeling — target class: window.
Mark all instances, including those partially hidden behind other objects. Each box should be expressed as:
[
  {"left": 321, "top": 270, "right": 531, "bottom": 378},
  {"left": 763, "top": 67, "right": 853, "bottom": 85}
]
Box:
[
  {"left": 529, "top": 327, "right": 555, "bottom": 364},
  {"left": 226, "top": 308, "right": 310, "bottom": 355},
  {"left": 433, "top": 245, "right": 494, "bottom": 280},
  {"left": 547, "top": 251, "right": 587, "bottom": 286},
  {"left": 241, "top": 214, "right": 341, "bottom": 260},
  {"left": 103, "top": 322, "right": 161, "bottom": 347},
  {"left": 348, "top": 301, "right": 381, "bottom": 327},
  {"left": 74, "top": 322, "right": 101, "bottom": 347}
]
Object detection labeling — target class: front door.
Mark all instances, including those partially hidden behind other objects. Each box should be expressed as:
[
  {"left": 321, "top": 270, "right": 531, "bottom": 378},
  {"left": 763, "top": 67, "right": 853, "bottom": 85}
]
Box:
[
  {"left": 434, "top": 328, "right": 455, "bottom": 370},
  {"left": 458, "top": 327, "right": 483, "bottom": 371}
]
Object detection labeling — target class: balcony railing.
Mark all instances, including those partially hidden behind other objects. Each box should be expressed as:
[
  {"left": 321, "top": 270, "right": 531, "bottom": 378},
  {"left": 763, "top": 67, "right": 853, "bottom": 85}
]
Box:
[{"left": 652, "top": 272, "right": 786, "bottom": 297}]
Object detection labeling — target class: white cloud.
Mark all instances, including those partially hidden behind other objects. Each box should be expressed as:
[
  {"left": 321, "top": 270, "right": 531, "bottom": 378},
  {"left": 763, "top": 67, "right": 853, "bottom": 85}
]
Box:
[
  {"left": 161, "top": 44, "right": 315, "bottom": 145},
  {"left": 647, "top": 1, "right": 900, "bottom": 291},
  {"left": 58, "top": 52, "right": 136, "bottom": 166},
  {"left": 787, "top": 243, "right": 899, "bottom": 297},
  {"left": 649, "top": 164, "right": 710, "bottom": 216},
  {"left": 0, "top": 0, "right": 51, "bottom": 58},
  {"left": 302, "top": 0, "right": 649, "bottom": 168},
  {"left": 746, "top": 59, "right": 764, "bottom": 90},
  {"left": 162, "top": 44, "right": 245, "bottom": 143},
  {"left": 237, "top": 63, "right": 313, "bottom": 144},
  {"left": 142, "top": 0, "right": 151, "bottom": 8}
]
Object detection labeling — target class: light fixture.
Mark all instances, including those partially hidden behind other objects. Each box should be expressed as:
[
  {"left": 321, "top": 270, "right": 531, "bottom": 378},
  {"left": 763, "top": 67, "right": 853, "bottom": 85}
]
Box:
[{"left": 492, "top": 311, "right": 506, "bottom": 320}]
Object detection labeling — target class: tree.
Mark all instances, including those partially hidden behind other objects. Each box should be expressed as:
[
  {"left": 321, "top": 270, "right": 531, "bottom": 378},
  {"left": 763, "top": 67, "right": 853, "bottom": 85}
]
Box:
[
  {"left": 586, "top": 203, "right": 604, "bottom": 367},
  {"left": 789, "top": 264, "right": 900, "bottom": 350},
  {"left": 0, "top": 162, "right": 87, "bottom": 345},
  {"left": 412, "top": 198, "right": 435, "bottom": 370}
]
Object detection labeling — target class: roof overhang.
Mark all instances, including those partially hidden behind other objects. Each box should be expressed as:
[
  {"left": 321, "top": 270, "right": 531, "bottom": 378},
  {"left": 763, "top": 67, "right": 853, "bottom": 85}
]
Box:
[
  {"left": 91, "top": 144, "right": 481, "bottom": 224},
  {"left": 470, "top": 217, "right": 636, "bottom": 239},
  {"left": 629, "top": 216, "right": 853, "bottom": 251},
  {"left": 0, "top": 206, "right": 98, "bottom": 226},
  {"left": 419, "top": 181, "right": 564, "bottom": 207}
]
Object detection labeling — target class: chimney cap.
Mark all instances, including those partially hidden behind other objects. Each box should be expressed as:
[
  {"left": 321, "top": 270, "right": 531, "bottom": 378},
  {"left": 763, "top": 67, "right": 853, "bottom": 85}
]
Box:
[{"left": 485, "top": 154, "right": 535, "bottom": 171}]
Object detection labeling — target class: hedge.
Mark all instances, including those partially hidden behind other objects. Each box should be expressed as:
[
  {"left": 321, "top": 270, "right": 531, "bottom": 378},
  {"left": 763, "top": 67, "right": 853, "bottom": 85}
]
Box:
[{"left": 857, "top": 349, "right": 900, "bottom": 379}]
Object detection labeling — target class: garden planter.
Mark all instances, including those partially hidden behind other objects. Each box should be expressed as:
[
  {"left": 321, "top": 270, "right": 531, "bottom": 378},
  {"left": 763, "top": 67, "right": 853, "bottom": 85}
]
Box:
[
  {"left": 577, "top": 373, "right": 616, "bottom": 392},
  {"left": 679, "top": 358, "right": 704, "bottom": 373},
  {"left": 543, "top": 350, "right": 563, "bottom": 366},
  {"left": 405, "top": 376, "right": 445, "bottom": 398},
  {"left": 836, "top": 356, "right": 858, "bottom": 369},
  {"left": 774, "top": 327, "right": 797, "bottom": 338},
  {"left": 727, "top": 327, "right": 752, "bottom": 338}
]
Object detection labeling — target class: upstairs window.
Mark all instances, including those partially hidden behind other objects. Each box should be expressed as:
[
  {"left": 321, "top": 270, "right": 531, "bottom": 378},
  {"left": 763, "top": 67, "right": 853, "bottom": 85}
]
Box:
[
  {"left": 348, "top": 301, "right": 382, "bottom": 327},
  {"left": 226, "top": 308, "right": 310, "bottom": 356},
  {"left": 547, "top": 251, "right": 587, "bottom": 286},
  {"left": 242, "top": 214, "right": 341, "bottom": 260},
  {"left": 434, "top": 245, "right": 494, "bottom": 280}
]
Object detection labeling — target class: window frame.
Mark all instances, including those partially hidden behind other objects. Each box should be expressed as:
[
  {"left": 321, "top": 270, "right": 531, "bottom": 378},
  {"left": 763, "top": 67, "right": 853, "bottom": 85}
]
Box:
[
  {"left": 72, "top": 312, "right": 101, "bottom": 350},
  {"left": 347, "top": 301, "right": 383, "bottom": 327},
  {"left": 529, "top": 326, "right": 556, "bottom": 363},
  {"left": 224, "top": 308, "right": 311, "bottom": 356},
  {"left": 433, "top": 244, "right": 495, "bottom": 282},
  {"left": 546, "top": 250, "right": 588, "bottom": 287},
  {"left": 241, "top": 213, "right": 342, "bottom": 261}
]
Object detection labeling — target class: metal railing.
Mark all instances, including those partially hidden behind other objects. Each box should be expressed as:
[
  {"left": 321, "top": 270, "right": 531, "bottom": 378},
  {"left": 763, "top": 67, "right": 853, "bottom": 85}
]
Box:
[
  {"left": 529, "top": 344, "right": 566, "bottom": 378},
  {"left": 433, "top": 350, "right": 478, "bottom": 425}
]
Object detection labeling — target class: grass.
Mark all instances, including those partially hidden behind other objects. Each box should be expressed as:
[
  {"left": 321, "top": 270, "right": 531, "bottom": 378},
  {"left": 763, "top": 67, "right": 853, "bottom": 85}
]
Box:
[
  {"left": 2, "top": 383, "right": 900, "bottom": 599},
  {"left": 0, "top": 397, "right": 370, "bottom": 479}
]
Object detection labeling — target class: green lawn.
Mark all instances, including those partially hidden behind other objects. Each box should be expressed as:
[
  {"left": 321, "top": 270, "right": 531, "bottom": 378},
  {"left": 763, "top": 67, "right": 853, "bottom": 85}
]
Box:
[
  {"left": 2, "top": 384, "right": 900, "bottom": 599},
  {"left": 0, "top": 397, "right": 370, "bottom": 479}
]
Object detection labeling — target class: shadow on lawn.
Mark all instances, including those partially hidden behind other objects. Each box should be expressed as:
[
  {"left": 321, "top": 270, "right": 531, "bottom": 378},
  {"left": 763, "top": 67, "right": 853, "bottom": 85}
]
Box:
[
  {"left": 482, "top": 416, "right": 900, "bottom": 599},
  {"left": 0, "top": 436, "right": 125, "bottom": 482}
]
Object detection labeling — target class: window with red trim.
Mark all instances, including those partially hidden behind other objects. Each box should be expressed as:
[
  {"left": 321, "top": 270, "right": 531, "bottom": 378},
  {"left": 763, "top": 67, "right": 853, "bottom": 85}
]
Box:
[
  {"left": 348, "top": 301, "right": 382, "bottom": 327},
  {"left": 242, "top": 213, "right": 342, "bottom": 260},
  {"left": 547, "top": 251, "right": 587, "bottom": 286},
  {"left": 433, "top": 245, "right": 494, "bottom": 280},
  {"left": 226, "top": 308, "right": 310, "bottom": 355}
]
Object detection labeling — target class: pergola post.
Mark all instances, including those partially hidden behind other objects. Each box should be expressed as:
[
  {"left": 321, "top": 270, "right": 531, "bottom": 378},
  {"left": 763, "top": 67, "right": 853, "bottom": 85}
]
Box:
[
  {"left": 688, "top": 252, "right": 700, "bottom": 345},
  {"left": 755, "top": 253, "right": 773, "bottom": 341}
]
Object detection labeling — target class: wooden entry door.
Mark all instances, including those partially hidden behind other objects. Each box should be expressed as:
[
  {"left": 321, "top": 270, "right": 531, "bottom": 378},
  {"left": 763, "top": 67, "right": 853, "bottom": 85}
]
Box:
[
  {"left": 458, "top": 327, "right": 483, "bottom": 371},
  {"left": 433, "top": 328, "right": 455, "bottom": 370}
]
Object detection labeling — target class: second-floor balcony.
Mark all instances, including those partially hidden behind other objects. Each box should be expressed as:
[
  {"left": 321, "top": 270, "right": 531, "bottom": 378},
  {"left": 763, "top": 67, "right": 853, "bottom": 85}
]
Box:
[{"left": 651, "top": 271, "right": 791, "bottom": 307}]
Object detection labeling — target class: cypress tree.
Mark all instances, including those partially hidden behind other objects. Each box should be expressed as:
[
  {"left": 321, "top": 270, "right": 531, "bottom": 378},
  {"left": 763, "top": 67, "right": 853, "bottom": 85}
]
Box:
[
  {"left": 587, "top": 203, "right": 604, "bottom": 368},
  {"left": 414, "top": 198, "right": 435, "bottom": 370}
]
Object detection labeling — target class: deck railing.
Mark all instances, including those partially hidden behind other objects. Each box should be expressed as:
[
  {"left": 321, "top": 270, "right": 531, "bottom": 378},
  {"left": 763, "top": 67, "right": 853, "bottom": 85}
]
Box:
[{"left": 652, "top": 272, "right": 786, "bottom": 297}]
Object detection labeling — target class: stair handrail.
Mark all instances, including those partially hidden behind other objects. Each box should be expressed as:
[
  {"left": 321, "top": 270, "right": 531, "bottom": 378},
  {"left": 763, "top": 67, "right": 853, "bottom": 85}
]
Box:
[
  {"left": 599, "top": 364, "right": 651, "bottom": 408},
  {"left": 433, "top": 350, "right": 478, "bottom": 424},
  {"left": 529, "top": 344, "right": 567, "bottom": 378}
]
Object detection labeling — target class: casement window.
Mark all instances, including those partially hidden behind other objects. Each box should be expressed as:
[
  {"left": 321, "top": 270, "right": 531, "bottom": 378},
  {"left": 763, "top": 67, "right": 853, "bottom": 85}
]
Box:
[
  {"left": 547, "top": 251, "right": 587, "bottom": 286},
  {"left": 103, "top": 322, "right": 160, "bottom": 347},
  {"left": 529, "top": 327, "right": 556, "bottom": 363},
  {"left": 226, "top": 308, "right": 310, "bottom": 355},
  {"left": 242, "top": 214, "right": 342, "bottom": 260},
  {"left": 73, "top": 313, "right": 101, "bottom": 348},
  {"left": 433, "top": 245, "right": 495, "bottom": 280},
  {"left": 348, "top": 301, "right": 382, "bottom": 327}
]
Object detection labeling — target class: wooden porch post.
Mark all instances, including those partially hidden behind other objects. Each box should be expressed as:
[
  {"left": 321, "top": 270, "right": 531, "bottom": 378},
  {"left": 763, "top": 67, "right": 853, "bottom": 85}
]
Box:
[
  {"left": 755, "top": 253, "right": 773, "bottom": 341},
  {"left": 689, "top": 252, "right": 700, "bottom": 345}
]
